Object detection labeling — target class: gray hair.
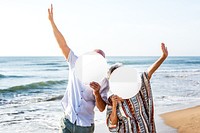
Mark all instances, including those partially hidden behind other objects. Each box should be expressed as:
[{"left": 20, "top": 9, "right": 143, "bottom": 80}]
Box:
[{"left": 94, "top": 49, "right": 105, "bottom": 58}]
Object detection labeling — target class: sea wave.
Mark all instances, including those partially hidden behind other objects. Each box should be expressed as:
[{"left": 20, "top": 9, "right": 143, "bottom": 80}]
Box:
[
  {"left": 0, "top": 94, "right": 64, "bottom": 106},
  {"left": 185, "top": 61, "right": 200, "bottom": 64},
  {"left": 0, "top": 74, "right": 5, "bottom": 78},
  {"left": 43, "top": 69, "right": 60, "bottom": 71},
  {"left": 107, "top": 61, "right": 150, "bottom": 66},
  {"left": 45, "top": 95, "right": 63, "bottom": 101},
  {"left": 0, "top": 74, "right": 31, "bottom": 79},
  {"left": 0, "top": 80, "right": 67, "bottom": 93},
  {"left": 31, "top": 63, "right": 61, "bottom": 66}
]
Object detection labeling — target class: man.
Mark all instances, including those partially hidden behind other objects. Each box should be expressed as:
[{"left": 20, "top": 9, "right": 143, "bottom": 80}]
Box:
[{"left": 48, "top": 4, "right": 109, "bottom": 133}]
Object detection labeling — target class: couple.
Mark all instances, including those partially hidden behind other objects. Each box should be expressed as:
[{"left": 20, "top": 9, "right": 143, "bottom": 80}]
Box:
[{"left": 48, "top": 4, "right": 168, "bottom": 133}]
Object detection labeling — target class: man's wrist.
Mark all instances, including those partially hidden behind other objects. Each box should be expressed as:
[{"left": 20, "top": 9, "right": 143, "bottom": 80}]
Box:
[{"left": 94, "top": 91, "right": 100, "bottom": 97}]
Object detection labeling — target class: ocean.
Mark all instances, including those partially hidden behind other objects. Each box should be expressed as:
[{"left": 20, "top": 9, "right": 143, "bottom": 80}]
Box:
[{"left": 0, "top": 56, "right": 200, "bottom": 133}]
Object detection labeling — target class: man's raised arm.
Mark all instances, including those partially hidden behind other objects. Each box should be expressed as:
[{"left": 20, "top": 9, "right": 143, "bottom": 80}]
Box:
[{"left": 48, "top": 4, "right": 70, "bottom": 59}]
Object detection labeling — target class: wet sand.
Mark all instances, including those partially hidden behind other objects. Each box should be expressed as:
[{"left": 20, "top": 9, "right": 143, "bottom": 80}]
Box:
[{"left": 160, "top": 106, "right": 200, "bottom": 133}]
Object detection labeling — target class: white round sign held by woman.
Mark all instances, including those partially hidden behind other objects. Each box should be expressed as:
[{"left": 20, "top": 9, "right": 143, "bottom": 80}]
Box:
[
  {"left": 75, "top": 52, "right": 108, "bottom": 84},
  {"left": 109, "top": 66, "right": 141, "bottom": 99}
]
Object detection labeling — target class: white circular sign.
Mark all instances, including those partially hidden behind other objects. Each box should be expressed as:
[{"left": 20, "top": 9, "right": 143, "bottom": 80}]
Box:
[
  {"left": 109, "top": 66, "right": 141, "bottom": 99},
  {"left": 75, "top": 51, "right": 108, "bottom": 84}
]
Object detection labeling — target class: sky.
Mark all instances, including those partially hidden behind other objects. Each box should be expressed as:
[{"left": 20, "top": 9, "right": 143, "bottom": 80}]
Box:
[{"left": 0, "top": 0, "right": 200, "bottom": 56}]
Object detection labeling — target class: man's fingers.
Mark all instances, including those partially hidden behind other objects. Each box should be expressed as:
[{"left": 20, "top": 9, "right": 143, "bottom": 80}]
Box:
[
  {"left": 90, "top": 82, "right": 94, "bottom": 87},
  {"left": 90, "top": 83, "right": 98, "bottom": 90},
  {"left": 91, "top": 82, "right": 99, "bottom": 86},
  {"left": 90, "top": 84, "right": 95, "bottom": 89},
  {"left": 51, "top": 4, "right": 53, "bottom": 8},
  {"left": 48, "top": 8, "right": 50, "bottom": 14},
  {"left": 90, "top": 82, "right": 99, "bottom": 88},
  {"left": 51, "top": 4, "right": 53, "bottom": 11},
  {"left": 47, "top": 4, "right": 53, "bottom": 14},
  {"left": 91, "top": 82, "right": 97, "bottom": 87},
  {"left": 93, "top": 82, "right": 99, "bottom": 86}
]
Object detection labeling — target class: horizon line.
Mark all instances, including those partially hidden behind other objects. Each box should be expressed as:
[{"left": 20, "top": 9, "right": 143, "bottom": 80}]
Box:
[{"left": 0, "top": 55, "right": 200, "bottom": 57}]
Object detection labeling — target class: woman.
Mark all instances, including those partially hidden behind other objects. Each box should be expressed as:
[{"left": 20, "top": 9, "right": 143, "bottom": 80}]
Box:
[{"left": 106, "top": 43, "right": 168, "bottom": 133}]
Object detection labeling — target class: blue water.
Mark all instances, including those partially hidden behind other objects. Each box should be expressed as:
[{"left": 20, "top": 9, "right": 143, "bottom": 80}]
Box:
[{"left": 0, "top": 56, "right": 200, "bottom": 133}]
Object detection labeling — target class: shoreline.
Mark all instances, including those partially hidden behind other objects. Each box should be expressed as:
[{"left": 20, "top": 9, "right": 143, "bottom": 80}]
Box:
[{"left": 160, "top": 105, "right": 200, "bottom": 133}]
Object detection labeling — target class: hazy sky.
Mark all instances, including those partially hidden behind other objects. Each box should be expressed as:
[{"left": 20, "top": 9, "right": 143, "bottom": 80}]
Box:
[{"left": 0, "top": 0, "right": 200, "bottom": 56}]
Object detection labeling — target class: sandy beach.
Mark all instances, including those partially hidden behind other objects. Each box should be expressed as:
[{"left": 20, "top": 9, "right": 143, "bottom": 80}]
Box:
[{"left": 160, "top": 106, "right": 200, "bottom": 133}]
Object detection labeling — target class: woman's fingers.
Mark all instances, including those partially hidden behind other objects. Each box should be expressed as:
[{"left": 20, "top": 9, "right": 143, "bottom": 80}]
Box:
[{"left": 111, "top": 95, "right": 122, "bottom": 102}]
